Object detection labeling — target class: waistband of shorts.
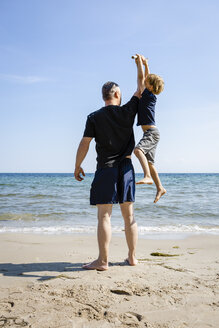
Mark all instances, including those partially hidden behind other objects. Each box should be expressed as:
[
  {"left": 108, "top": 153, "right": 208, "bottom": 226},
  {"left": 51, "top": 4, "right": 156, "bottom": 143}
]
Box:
[
  {"left": 144, "top": 127, "right": 159, "bottom": 133},
  {"left": 96, "top": 157, "right": 132, "bottom": 170}
]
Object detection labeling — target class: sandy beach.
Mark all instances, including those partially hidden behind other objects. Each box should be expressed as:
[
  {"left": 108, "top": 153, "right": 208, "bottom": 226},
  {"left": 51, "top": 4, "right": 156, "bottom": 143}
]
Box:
[{"left": 0, "top": 233, "right": 218, "bottom": 328}]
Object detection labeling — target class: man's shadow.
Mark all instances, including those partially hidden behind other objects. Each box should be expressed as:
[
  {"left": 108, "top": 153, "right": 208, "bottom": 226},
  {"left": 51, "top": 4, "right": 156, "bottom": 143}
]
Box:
[
  {"left": 0, "top": 261, "right": 128, "bottom": 281},
  {"left": 0, "top": 262, "right": 85, "bottom": 281}
]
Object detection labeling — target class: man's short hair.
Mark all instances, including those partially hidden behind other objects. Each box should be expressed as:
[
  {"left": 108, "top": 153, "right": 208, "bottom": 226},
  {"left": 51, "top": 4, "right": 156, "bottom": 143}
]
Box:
[{"left": 102, "top": 81, "right": 119, "bottom": 101}]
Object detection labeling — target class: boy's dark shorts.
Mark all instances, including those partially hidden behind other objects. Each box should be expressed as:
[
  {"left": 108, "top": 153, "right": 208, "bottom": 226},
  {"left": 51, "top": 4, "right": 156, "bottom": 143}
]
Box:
[
  {"left": 90, "top": 158, "right": 135, "bottom": 205},
  {"left": 135, "top": 127, "right": 160, "bottom": 164}
]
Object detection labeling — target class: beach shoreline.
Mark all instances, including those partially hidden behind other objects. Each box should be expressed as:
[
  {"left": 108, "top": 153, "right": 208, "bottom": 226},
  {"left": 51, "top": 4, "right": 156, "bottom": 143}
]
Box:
[
  {"left": 0, "top": 233, "right": 219, "bottom": 327},
  {"left": 0, "top": 230, "right": 219, "bottom": 240}
]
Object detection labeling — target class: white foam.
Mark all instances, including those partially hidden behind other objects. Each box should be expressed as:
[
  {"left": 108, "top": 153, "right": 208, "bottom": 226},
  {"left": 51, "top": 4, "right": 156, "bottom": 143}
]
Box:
[
  {"left": 0, "top": 224, "right": 219, "bottom": 235},
  {"left": 137, "top": 224, "right": 219, "bottom": 233}
]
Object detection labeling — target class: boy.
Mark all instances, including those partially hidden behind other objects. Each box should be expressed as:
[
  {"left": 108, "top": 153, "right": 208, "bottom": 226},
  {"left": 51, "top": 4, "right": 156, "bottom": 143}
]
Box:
[{"left": 133, "top": 55, "right": 166, "bottom": 203}]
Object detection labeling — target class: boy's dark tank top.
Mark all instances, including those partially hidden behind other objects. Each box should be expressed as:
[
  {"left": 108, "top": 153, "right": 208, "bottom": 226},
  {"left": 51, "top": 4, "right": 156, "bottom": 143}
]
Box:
[{"left": 137, "top": 88, "right": 157, "bottom": 126}]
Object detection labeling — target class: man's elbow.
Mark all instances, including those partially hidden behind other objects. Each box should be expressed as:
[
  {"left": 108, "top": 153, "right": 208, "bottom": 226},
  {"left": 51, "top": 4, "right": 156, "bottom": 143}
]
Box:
[
  {"left": 82, "top": 136, "right": 92, "bottom": 143},
  {"left": 80, "top": 137, "right": 92, "bottom": 149},
  {"left": 134, "top": 89, "right": 142, "bottom": 99},
  {"left": 136, "top": 84, "right": 145, "bottom": 96}
]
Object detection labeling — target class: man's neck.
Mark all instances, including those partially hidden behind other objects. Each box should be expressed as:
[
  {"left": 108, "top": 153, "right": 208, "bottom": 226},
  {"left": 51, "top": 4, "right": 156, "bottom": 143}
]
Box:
[{"left": 105, "top": 99, "right": 119, "bottom": 106}]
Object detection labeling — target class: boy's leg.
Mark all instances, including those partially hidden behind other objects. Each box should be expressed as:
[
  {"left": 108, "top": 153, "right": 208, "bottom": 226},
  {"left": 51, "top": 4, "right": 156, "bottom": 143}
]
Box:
[
  {"left": 83, "top": 204, "right": 112, "bottom": 270},
  {"left": 120, "top": 202, "right": 138, "bottom": 265},
  {"left": 148, "top": 162, "right": 166, "bottom": 203},
  {"left": 134, "top": 147, "right": 153, "bottom": 184}
]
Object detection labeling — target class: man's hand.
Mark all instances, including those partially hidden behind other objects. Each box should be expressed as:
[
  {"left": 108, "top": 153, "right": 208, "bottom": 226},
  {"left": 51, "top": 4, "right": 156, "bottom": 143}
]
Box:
[
  {"left": 74, "top": 166, "right": 85, "bottom": 181},
  {"left": 133, "top": 54, "right": 142, "bottom": 67},
  {"left": 74, "top": 137, "right": 92, "bottom": 181},
  {"left": 134, "top": 53, "right": 140, "bottom": 64},
  {"left": 132, "top": 54, "right": 148, "bottom": 65}
]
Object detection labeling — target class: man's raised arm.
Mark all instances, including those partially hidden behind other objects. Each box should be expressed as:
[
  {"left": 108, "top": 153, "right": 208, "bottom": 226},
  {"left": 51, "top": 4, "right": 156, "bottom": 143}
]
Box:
[
  {"left": 74, "top": 137, "right": 92, "bottom": 181},
  {"left": 133, "top": 54, "right": 145, "bottom": 98}
]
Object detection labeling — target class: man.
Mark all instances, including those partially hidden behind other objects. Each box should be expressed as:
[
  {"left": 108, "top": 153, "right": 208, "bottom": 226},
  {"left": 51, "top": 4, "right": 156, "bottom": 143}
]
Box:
[{"left": 74, "top": 55, "right": 144, "bottom": 271}]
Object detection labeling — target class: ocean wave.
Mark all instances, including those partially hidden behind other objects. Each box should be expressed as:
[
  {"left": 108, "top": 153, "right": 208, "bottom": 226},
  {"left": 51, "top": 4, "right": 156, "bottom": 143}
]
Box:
[
  {"left": 0, "top": 183, "right": 15, "bottom": 187},
  {"left": 180, "top": 212, "right": 219, "bottom": 218},
  {"left": 0, "top": 193, "right": 59, "bottom": 199},
  {"left": 137, "top": 224, "right": 219, "bottom": 233},
  {"left": 0, "top": 211, "right": 94, "bottom": 221},
  {"left": 135, "top": 205, "right": 180, "bottom": 211},
  {"left": 0, "top": 213, "right": 66, "bottom": 221},
  {"left": 0, "top": 213, "right": 37, "bottom": 221},
  {"left": 0, "top": 224, "right": 219, "bottom": 234},
  {"left": 0, "top": 193, "right": 18, "bottom": 197},
  {"left": 0, "top": 225, "right": 96, "bottom": 234},
  {"left": 27, "top": 194, "right": 58, "bottom": 199}
]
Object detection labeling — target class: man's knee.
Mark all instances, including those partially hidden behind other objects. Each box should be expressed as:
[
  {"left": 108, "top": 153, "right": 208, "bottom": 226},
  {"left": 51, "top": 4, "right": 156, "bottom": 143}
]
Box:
[
  {"left": 97, "top": 204, "right": 112, "bottom": 219},
  {"left": 125, "top": 219, "right": 136, "bottom": 228},
  {"left": 124, "top": 214, "right": 135, "bottom": 225}
]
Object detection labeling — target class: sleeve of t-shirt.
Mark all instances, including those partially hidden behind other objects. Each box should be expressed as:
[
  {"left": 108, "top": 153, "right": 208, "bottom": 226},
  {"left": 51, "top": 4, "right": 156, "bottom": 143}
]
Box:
[
  {"left": 83, "top": 116, "right": 95, "bottom": 138},
  {"left": 121, "top": 96, "right": 139, "bottom": 116}
]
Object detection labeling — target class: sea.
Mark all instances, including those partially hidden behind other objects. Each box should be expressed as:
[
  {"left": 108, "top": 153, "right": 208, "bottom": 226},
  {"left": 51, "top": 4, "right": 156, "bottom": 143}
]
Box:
[{"left": 0, "top": 173, "right": 219, "bottom": 239}]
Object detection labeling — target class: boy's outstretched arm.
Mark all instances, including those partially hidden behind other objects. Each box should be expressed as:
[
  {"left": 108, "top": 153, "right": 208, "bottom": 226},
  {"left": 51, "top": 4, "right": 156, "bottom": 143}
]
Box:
[
  {"left": 141, "top": 55, "right": 150, "bottom": 83},
  {"left": 133, "top": 54, "right": 144, "bottom": 97},
  {"left": 74, "top": 137, "right": 92, "bottom": 181}
]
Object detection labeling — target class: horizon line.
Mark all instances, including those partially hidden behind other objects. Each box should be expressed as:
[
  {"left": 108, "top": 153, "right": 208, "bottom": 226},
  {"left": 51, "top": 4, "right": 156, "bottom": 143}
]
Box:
[{"left": 0, "top": 172, "right": 218, "bottom": 174}]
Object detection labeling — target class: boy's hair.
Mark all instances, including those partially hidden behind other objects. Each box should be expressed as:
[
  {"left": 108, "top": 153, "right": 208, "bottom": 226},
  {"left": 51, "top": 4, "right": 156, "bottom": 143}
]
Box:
[
  {"left": 102, "top": 81, "right": 119, "bottom": 101},
  {"left": 146, "top": 74, "right": 164, "bottom": 95}
]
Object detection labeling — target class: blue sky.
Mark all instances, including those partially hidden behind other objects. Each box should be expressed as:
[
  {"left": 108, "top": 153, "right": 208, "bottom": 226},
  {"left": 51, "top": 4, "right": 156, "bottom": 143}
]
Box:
[{"left": 0, "top": 0, "right": 218, "bottom": 173}]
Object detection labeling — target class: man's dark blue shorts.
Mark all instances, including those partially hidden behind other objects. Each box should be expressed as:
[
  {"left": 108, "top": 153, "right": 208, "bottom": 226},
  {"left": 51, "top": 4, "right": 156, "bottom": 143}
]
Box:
[{"left": 90, "top": 158, "right": 135, "bottom": 205}]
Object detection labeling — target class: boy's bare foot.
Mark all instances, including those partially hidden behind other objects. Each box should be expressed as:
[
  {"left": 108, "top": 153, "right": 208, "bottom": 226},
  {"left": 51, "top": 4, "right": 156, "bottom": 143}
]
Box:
[
  {"left": 82, "top": 259, "right": 108, "bottom": 271},
  {"left": 154, "top": 188, "right": 166, "bottom": 203},
  {"left": 136, "top": 177, "right": 153, "bottom": 185},
  {"left": 125, "top": 257, "right": 138, "bottom": 266}
]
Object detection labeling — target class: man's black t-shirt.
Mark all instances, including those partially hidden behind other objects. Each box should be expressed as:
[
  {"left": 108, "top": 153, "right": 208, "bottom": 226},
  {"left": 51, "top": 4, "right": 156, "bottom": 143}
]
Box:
[{"left": 83, "top": 96, "right": 139, "bottom": 169}]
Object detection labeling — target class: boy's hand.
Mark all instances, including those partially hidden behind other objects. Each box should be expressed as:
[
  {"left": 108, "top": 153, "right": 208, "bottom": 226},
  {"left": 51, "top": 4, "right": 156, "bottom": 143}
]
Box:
[{"left": 141, "top": 55, "right": 148, "bottom": 65}]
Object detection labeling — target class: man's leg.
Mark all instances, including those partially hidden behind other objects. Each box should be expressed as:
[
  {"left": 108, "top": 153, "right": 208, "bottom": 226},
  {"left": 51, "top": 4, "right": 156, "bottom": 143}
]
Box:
[
  {"left": 120, "top": 202, "right": 138, "bottom": 265},
  {"left": 148, "top": 162, "right": 166, "bottom": 203},
  {"left": 134, "top": 148, "right": 153, "bottom": 184},
  {"left": 83, "top": 204, "right": 112, "bottom": 270}
]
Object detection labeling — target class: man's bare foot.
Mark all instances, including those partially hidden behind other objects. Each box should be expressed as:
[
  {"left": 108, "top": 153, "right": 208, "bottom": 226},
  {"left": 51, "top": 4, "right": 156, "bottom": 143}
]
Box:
[
  {"left": 125, "top": 257, "right": 138, "bottom": 266},
  {"left": 154, "top": 188, "right": 166, "bottom": 203},
  {"left": 82, "top": 259, "right": 108, "bottom": 271},
  {"left": 136, "top": 177, "right": 153, "bottom": 185}
]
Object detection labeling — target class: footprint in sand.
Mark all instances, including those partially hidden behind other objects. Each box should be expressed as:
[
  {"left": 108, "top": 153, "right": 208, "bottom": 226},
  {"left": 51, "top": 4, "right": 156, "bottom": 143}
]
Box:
[{"left": 119, "top": 312, "right": 144, "bottom": 325}]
